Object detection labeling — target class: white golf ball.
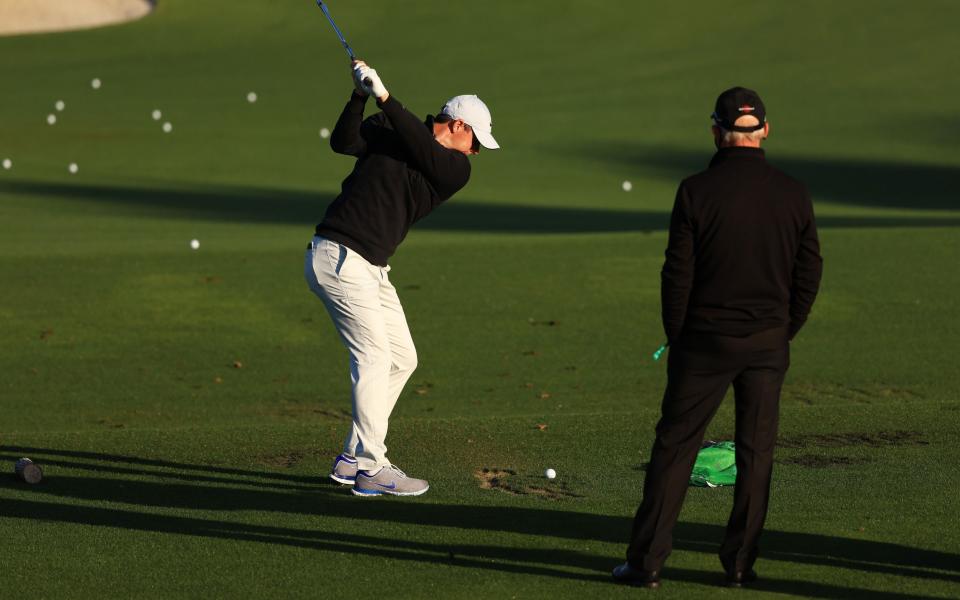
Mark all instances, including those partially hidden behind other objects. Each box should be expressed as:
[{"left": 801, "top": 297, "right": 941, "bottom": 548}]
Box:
[
  {"left": 545, "top": 468, "right": 557, "bottom": 480},
  {"left": 246, "top": 91, "right": 258, "bottom": 103},
  {"left": 622, "top": 180, "right": 633, "bottom": 192},
  {"left": 162, "top": 122, "right": 173, "bottom": 133},
  {"left": 152, "top": 109, "right": 162, "bottom": 121},
  {"left": 190, "top": 239, "right": 200, "bottom": 250},
  {"left": 55, "top": 100, "right": 66, "bottom": 111},
  {"left": 91, "top": 78, "right": 101, "bottom": 89},
  {"left": 68, "top": 162, "right": 79, "bottom": 174},
  {"left": 2, "top": 158, "right": 11, "bottom": 170},
  {"left": 319, "top": 127, "right": 330, "bottom": 139},
  {"left": 46, "top": 114, "right": 57, "bottom": 125}
]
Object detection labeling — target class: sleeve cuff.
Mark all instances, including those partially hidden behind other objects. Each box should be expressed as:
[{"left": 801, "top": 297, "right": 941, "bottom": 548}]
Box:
[
  {"left": 347, "top": 92, "right": 368, "bottom": 112},
  {"left": 377, "top": 95, "right": 400, "bottom": 113}
]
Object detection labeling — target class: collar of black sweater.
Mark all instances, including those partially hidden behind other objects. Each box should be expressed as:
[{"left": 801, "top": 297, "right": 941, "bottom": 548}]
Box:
[{"left": 710, "top": 146, "right": 765, "bottom": 167}]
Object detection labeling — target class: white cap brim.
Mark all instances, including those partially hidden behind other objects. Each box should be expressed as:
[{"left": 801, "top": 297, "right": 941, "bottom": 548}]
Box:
[{"left": 474, "top": 128, "right": 499, "bottom": 150}]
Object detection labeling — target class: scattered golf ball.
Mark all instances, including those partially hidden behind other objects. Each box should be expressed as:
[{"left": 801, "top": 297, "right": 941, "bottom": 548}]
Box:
[
  {"left": 190, "top": 239, "right": 200, "bottom": 250},
  {"left": 2, "top": 158, "right": 11, "bottom": 170},
  {"left": 68, "top": 162, "right": 79, "bottom": 174},
  {"left": 246, "top": 91, "right": 258, "bottom": 103},
  {"left": 162, "top": 122, "right": 173, "bottom": 133},
  {"left": 55, "top": 100, "right": 66, "bottom": 111},
  {"left": 91, "top": 77, "right": 101, "bottom": 89},
  {"left": 319, "top": 127, "right": 330, "bottom": 139},
  {"left": 622, "top": 180, "right": 633, "bottom": 192},
  {"left": 152, "top": 109, "right": 162, "bottom": 121},
  {"left": 46, "top": 113, "right": 57, "bottom": 125},
  {"left": 545, "top": 468, "right": 557, "bottom": 480}
]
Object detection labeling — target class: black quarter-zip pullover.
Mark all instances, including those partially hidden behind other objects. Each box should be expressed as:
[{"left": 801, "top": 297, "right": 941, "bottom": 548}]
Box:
[
  {"left": 316, "top": 93, "right": 471, "bottom": 266},
  {"left": 661, "top": 146, "right": 823, "bottom": 342}
]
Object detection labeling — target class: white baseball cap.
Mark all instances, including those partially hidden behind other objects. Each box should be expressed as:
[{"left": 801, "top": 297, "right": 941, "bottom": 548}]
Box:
[{"left": 439, "top": 94, "right": 499, "bottom": 150}]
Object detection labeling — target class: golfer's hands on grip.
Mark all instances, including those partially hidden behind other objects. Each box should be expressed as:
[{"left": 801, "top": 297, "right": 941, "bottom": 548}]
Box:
[{"left": 351, "top": 60, "right": 388, "bottom": 102}]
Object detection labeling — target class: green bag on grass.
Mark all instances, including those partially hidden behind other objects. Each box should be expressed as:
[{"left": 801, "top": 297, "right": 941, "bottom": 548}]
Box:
[{"left": 689, "top": 441, "right": 737, "bottom": 487}]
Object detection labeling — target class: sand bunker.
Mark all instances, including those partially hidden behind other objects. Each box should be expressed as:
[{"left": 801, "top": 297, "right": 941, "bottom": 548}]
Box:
[{"left": 0, "top": 0, "right": 153, "bottom": 36}]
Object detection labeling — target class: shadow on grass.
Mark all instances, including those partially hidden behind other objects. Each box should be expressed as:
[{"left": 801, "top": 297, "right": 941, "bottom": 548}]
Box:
[
  {"left": 1, "top": 446, "right": 957, "bottom": 596},
  {"left": 1, "top": 445, "right": 317, "bottom": 486},
  {"left": 3, "top": 179, "right": 960, "bottom": 233},
  {"left": 564, "top": 143, "right": 960, "bottom": 211}
]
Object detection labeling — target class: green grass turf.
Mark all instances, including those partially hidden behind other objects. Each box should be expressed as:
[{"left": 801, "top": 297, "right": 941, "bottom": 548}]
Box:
[{"left": 1, "top": 1, "right": 959, "bottom": 597}]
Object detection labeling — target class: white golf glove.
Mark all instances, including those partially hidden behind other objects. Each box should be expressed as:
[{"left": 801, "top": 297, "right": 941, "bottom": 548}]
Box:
[
  {"left": 351, "top": 61, "right": 368, "bottom": 95},
  {"left": 356, "top": 65, "right": 388, "bottom": 99}
]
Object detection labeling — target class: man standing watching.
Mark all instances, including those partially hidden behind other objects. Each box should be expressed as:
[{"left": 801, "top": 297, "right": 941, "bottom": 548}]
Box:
[
  {"left": 305, "top": 61, "right": 499, "bottom": 497},
  {"left": 613, "top": 87, "right": 823, "bottom": 587}
]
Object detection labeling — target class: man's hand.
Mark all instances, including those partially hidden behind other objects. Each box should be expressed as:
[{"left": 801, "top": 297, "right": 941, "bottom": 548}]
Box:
[
  {"left": 355, "top": 65, "right": 389, "bottom": 102},
  {"left": 351, "top": 60, "right": 369, "bottom": 96}
]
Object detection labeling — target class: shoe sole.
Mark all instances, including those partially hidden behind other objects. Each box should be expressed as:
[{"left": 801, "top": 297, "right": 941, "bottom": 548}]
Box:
[
  {"left": 351, "top": 484, "right": 430, "bottom": 497},
  {"left": 329, "top": 473, "right": 356, "bottom": 485}
]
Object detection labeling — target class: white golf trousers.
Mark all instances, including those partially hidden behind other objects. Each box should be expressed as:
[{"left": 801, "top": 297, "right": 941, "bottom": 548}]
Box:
[{"left": 304, "top": 236, "right": 417, "bottom": 471}]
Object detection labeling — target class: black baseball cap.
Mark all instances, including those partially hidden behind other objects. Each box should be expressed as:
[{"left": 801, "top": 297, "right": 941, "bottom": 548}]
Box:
[{"left": 711, "top": 87, "right": 766, "bottom": 132}]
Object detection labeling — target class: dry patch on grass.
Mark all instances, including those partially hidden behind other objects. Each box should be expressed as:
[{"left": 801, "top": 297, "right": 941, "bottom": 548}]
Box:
[
  {"left": 775, "top": 429, "right": 928, "bottom": 469},
  {"left": 783, "top": 383, "right": 923, "bottom": 406},
  {"left": 777, "top": 454, "right": 872, "bottom": 468},
  {"left": 256, "top": 451, "right": 308, "bottom": 469},
  {"left": 778, "top": 430, "right": 928, "bottom": 449},
  {"left": 474, "top": 467, "right": 582, "bottom": 500}
]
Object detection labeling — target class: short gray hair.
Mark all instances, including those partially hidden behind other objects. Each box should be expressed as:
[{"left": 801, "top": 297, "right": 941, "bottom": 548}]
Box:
[
  {"left": 719, "top": 126, "right": 766, "bottom": 144},
  {"left": 717, "top": 114, "right": 766, "bottom": 143}
]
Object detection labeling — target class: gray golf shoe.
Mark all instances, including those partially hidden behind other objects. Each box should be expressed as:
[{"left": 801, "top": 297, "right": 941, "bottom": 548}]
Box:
[
  {"left": 352, "top": 465, "right": 429, "bottom": 497},
  {"left": 329, "top": 453, "right": 358, "bottom": 485}
]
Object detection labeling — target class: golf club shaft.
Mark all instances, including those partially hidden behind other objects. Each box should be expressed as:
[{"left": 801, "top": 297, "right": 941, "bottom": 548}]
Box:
[
  {"left": 317, "top": 0, "right": 355, "bottom": 59},
  {"left": 315, "top": 1, "right": 372, "bottom": 87}
]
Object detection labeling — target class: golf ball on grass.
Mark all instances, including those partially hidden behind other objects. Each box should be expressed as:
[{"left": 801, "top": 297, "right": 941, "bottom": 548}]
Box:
[
  {"left": 162, "top": 122, "right": 173, "bottom": 133},
  {"left": 622, "top": 180, "right": 633, "bottom": 192},
  {"left": 319, "top": 127, "right": 330, "bottom": 139},
  {"left": 68, "top": 162, "right": 79, "bottom": 174},
  {"left": 55, "top": 100, "right": 65, "bottom": 111},
  {"left": 545, "top": 468, "right": 557, "bottom": 479},
  {"left": 247, "top": 91, "right": 258, "bottom": 103},
  {"left": 46, "top": 114, "right": 57, "bottom": 125},
  {"left": 152, "top": 109, "right": 162, "bottom": 121},
  {"left": 2, "top": 158, "right": 11, "bottom": 170},
  {"left": 190, "top": 239, "right": 200, "bottom": 250},
  {"left": 91, "top": 77, "right": 101, "bottom": 89}
]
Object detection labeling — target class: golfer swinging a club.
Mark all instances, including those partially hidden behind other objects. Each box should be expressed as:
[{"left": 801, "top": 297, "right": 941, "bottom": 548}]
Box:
[{"left": 305, "top": 61, "right": 499, "bottom": 496}]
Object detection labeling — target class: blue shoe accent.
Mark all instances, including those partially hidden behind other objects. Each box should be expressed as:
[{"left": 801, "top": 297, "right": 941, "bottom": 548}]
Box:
[
  {"left": 330, "top": 454, "right": 359, "bottom": 485},
  {"left": 351, "top": 487, "right": 382, "bottom": 497}
]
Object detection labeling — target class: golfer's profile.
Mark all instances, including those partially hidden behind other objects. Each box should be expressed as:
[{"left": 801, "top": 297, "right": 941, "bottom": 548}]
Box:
[
  {"left": 304, "top": 60, "right": 499, "bottom": 497},
  {"left": 614, "top": 87, "right": 823, "bottom": 588}
]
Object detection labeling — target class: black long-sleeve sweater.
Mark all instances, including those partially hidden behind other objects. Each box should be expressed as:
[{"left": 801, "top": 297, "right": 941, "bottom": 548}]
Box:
[
  {"left": 661, "top": 147, "right": 823, "bottom": 343},
  {"left": 316, "top": 93, "right": 471, "bottom": 266}
]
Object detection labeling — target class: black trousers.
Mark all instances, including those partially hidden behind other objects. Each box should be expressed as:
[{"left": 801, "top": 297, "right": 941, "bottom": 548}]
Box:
[{"left": 627, "top": 327, "right": 790, "bottom": 573}]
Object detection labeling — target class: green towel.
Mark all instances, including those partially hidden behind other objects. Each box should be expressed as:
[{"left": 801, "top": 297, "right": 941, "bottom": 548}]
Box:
[{"left": 689, "top": 441, "right": 737, "bottom": 487}]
